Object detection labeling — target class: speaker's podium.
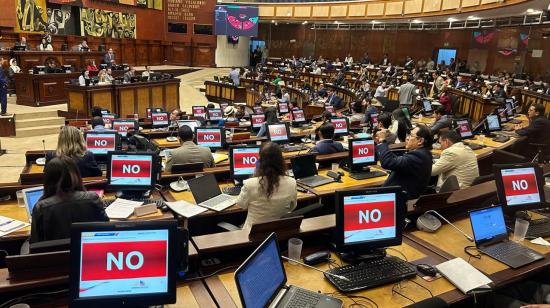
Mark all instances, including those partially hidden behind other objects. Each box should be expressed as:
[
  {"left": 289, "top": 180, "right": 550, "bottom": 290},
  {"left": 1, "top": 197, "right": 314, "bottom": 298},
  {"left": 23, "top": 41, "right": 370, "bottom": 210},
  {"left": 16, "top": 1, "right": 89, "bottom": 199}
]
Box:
[{"left": 0, "top": 115, "right": 15, "bottom": 137}]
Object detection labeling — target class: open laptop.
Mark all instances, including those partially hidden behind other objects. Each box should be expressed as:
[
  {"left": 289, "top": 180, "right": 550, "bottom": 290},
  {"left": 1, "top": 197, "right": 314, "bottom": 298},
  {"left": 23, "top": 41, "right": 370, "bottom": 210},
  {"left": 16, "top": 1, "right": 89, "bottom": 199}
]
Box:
[
  {"left": 21, "top": 186, "right": 44, "bottom": 223},
  {"left": 469, "top": 206, "right": 544, "bottom": 268},
  {"left": 235, "top": 233, "right": 343, "bottom": 308},
  {"left": 187, "top": 173, "right": 236, "bottom": 212},
  {"left": 291, "top": 154, "right": 334, "bottom": 188}
]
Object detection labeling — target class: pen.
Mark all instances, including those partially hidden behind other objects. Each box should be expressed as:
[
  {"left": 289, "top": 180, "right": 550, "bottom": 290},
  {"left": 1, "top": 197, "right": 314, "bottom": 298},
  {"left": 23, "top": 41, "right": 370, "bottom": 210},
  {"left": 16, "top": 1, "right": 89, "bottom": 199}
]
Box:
[{"left": 0, "top": 220, "right": 14, "bottom": 227}]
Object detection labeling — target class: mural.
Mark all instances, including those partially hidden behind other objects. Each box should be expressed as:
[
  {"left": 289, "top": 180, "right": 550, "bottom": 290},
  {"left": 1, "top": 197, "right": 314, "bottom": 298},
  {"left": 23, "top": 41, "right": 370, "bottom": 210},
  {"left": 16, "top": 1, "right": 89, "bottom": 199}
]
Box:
[
  {"left": 46, "top": 3, "right": 80, "bottom": 35},
  {"left": 15, "top": 0, "right": 49, "bottom": 33},
  {"left": 80, "top": 8, "right": 136, "bottom": 38}
]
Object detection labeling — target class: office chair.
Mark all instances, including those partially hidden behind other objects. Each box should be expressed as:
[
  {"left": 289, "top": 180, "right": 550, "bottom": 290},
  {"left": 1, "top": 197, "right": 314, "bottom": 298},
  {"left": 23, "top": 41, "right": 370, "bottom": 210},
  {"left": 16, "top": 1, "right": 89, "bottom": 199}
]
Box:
[
  {"left": 492, "top": 149, "right": 527, "bottom": 165},
  {"left": 407, "top": 297, "right": 449, "bottom": 308},
  {"left": 438, "top": 175, "right": 459, "bottom": 193},
  {"left": 471, "top": 174, "right": 494, "bottom": 186}
]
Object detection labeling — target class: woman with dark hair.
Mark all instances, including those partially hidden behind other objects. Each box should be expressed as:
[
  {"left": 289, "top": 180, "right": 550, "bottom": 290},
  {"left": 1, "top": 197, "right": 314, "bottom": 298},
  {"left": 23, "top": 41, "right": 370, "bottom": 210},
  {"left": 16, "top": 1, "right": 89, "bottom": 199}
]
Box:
[
  {"left": 30, "top": 156, "right": 108, "bottom": 243},
  {"left": 256, "top": 106, "right": 279, "bottom": 137},
  {"left": 390, "top": 108, "right": 412, "bottom": 143},
  {"left": 236, "top": 142, "right": 297, "bottom": 230}
]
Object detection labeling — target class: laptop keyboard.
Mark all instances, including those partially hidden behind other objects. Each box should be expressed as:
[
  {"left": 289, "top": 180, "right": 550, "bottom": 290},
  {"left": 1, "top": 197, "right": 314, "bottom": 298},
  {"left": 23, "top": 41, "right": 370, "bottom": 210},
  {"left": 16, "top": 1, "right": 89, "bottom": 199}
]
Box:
[
  {"left": 285, "top": 288, "right": 321, "bottom": 308},
  {"left": 282, "top": 144, "right": 310, "bottom": 153},
  {"left": 200, "top": 194, "right": 236, "bottom": 211},
  {"left": 103, "top": 198, "right": 166, "bottom": 209},
  {"left": 483, "top": 241, "right": 529, "bottom": 258}
]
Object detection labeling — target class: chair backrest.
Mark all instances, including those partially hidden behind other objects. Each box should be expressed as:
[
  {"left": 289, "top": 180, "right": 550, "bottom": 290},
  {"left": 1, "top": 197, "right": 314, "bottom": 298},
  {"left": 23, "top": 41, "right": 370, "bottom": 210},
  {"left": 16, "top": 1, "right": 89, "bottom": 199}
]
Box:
[
  {"left": 471, "top": 174, "right": 494, "bottom": 186},
  {"left": 492, "top": 149, "right": 526, "bottom": 165},
  {"left": 232, "top": 132, "right": 251, "bottom": 141},
  {"left": 438, "top": 175, "right": 460, "bottom": 193},
  {"left": 171, "top": 163, "right": 204, "bottom": 173},
  {"left": 282, "top": 203, "right": 323, "bottom": 218},
  {"left": 224, "top": 122, "right": 240, "bottom": 128},
  {"left": 67, "top": 120, "right": 87, "bottom": 128},
  {"left": 29, "top": 238, "right": 70, "bottom": 254},
  {"left": 249, "top": 216, "right": 303, "bottom": 240}
]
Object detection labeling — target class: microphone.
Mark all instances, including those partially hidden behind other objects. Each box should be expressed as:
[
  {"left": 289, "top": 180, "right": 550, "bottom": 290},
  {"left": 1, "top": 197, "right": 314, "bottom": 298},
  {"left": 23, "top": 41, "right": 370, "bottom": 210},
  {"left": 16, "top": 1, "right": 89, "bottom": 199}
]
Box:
[
  {"left": 280, "top": 256, "right": 350, "bottom": 282},
  {"left": 166, "top": 123, "right": 179, "bottom": 142},
  {"left": 421, "top": 210, "right": 474, "bottom": 242},
  {"left": 42, "top": 139, "right": 46, "bottom": 158}
]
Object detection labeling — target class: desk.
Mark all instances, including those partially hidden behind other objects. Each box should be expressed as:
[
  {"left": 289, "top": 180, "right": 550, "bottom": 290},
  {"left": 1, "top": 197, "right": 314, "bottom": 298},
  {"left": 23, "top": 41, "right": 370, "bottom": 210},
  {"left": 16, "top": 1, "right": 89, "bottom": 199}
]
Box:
[
  {"left": 205, "top": 81, "right": 247, "bottom": 104},
  {"left": 14, "top": 72, "right": 77, "bottom": 106},
  {"left": 8, "top": 51, "right": 105, "bottom": 71},
  {"left": 66, "top": 79, "right": 180, "bottom": 118}
]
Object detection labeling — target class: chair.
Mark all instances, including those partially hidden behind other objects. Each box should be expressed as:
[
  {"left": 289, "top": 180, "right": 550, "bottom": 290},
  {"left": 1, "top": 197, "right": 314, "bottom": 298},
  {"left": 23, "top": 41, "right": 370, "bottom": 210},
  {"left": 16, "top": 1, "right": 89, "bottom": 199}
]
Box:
[
  {"left": 67, "top": 120, "right": 88, "bottom": 128},
  {"left": 471, "top": 174, "right": 494, "bottom": 186},
  {"left": 29, "top": 238, "right": 70, "bottom": 254},
  {"left": 407, "top": 297, "right": 449, "bottom": 308},
  {"left": 171, "top": 163, "right": 204, "bottom": 174},
  {"left": 438, "top": 175, "right": 459, "bottom": 193},
  {"left": 492, "top": 149, "right": 527, "bottom": 165}
]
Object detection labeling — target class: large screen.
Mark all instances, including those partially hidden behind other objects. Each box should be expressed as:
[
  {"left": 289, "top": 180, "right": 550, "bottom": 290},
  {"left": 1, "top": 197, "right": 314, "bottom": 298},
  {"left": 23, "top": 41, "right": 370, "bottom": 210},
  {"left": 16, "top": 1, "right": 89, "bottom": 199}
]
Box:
[
  {"left": 292, "top": 109, "right": 306, "bottom": 123},
  {"left": 499, "top": 167, "right": 541, "bottom": 206},
  {"left": 109, "top": 154, "right": 153, "bottom": 187},
  {"left": 78, "top": 229, "right": 169, "bottom": 298},
  {"left": 214, "top": 5, "right": 259, "bottom": 37},
  {"left": 232, "top": 147, "right": 260, "bottom": 178},
  {"left": 196, "top": 128, "right": 223, "bottom": 148},
  {"left": 343, "top": 193, "right": 396, "bottom": 244},
  {"left": 351, "top": 139, "right": 375, "bottom": 166},
  {"left": 86, "top": 133, "right": 117, "bottom": 155}
]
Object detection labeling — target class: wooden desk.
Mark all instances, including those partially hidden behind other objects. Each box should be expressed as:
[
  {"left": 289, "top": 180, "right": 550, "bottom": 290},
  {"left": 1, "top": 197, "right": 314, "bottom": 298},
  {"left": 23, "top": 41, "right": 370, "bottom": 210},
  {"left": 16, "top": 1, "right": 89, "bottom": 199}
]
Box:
[
  {"left": 205, "top": 81, "right": 247, "bottom": 104},
  {"left": 10, "top": 50, "right": 105, "bottom": 71},
  {"left": 15, "top": 72, "right": 78, "bottom": 106},
  {"left": 66, "top": 79, "right": 180, "bottom": 118}
]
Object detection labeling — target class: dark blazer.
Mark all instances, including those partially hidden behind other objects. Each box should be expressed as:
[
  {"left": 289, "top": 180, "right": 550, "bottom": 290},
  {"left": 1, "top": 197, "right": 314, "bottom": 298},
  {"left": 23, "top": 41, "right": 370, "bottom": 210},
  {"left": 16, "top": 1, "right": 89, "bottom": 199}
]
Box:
[
  {"left": 376, "top": 142, "right": 433, "bottom": 199},
  {"left": 310, "top": 140, "right": 345, "bottom": 155},
  {"left": 515, "top": 115, "right": 550, "bottom": 158},
  {"left": 30, "top": 191, "right": 109, "bottom": 243},
  {"left": 327, "top": 94, "right": 344, "bottom": 109},
  {"left": 46, "top": 151, "right": 102, "bottom": 178}
]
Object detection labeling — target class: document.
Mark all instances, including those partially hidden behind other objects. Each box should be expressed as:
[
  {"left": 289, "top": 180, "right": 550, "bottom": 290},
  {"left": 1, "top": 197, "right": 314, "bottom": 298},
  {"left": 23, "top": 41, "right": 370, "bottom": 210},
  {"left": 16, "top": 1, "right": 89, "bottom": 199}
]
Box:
[
  {"left": 165, "top": 201, "right": 207, "bottom": 218},
  {"left": 436, "top": 258, "right": 492, "bottom": 294},
  {"left": 0, "top": 216, "right": 29, "bottom": 237},
  {"left": 105, "top": 198, "right": 143, "bottom": 219},
  {"left": 213, "top": 153, "right": 228, "bottom": 164}
]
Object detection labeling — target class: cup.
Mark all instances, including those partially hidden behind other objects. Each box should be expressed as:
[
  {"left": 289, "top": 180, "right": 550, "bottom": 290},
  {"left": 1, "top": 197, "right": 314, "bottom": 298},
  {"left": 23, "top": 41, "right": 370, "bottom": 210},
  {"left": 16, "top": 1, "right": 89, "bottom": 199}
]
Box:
[
  {"left": 310, "top": 133, "right": 316, "bottom": 143},
  {"left": 331, "top": 163, "right": 340, "bottom": 173},
  {"left": 16, "top": 190, "right": 25, "bottom": 208},
  {"left": 288, "top": 238, "right": 303, "bottom": 264},
  {"left": 513, "top": 218, "right": 529, "bottom": 242}
]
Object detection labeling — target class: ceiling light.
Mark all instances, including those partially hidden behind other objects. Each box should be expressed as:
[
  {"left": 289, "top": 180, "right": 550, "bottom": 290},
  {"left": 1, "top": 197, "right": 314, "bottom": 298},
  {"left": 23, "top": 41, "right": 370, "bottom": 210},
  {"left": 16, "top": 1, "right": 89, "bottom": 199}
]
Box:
[
  {"left": 467, "top": 16, "right": 479, "bottom": 20},
  {"left": 412, "top": 19, "right": 422, "bottom": 23},
  {"left": 527, "top": 8, "right": 534, "bottom": 13},
  {"left": 302, "top": 21, "right": 308, "bottom": 25},
  {"left": 271, "top": 20, "right": 275, "bottom": 23},
  {"left": 371, "top": 20, "right": 379, "bottom": 24},
  {"left": 447, "top": 17, "right": 457, "bottom": 22}
]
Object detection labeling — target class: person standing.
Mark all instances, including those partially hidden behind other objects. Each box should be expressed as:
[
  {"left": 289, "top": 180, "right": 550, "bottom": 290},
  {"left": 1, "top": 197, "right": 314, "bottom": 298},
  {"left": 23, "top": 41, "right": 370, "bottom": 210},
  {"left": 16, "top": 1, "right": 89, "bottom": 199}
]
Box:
[
  {"left": 103, "top": 48, "right": 116, "bottom": 67},
  {"left": 398, "top": 76, "right": 416, "bottom": 106},
  {"left": 0, "top": 61, "right": 9, "bottom": 116}
]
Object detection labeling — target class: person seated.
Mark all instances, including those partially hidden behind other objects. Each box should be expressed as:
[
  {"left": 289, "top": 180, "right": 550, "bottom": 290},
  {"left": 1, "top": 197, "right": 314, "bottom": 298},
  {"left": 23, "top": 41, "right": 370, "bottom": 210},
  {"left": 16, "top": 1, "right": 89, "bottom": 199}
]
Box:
[
  {"left": 46, "top": 126, "right": 102, "bottom": 178},
  {"left": 46, "top": 61, "right": 58, "bottom": 74},
  {"left": 375, "top": 124, "right": 433, "bottom": 199},
  {"left": 236, "top": 104, "right": 249, "bottom": 120},
  {"left": 376, "top": 113, "right": 397, "bottom": 144},
  {"left": 432, "top": 131, "right": 479, "bottom": 189},
  {"left": 8, "top": 59, "right": 20, "bottom": 77},
  {"left": 514, "top": 104, "right": 550, "bottom": 160},
  {"left": 455, "top": 76, "right": 467, "bottom": 89},
  {"left": 236, "top": 142, "right": 297, "bottom": 230},
  {"left": 350, "top": 101, "right": 366, "bottom": 124},
  {"left": 104, "top": 48, "right": 116, "bottom": 67},
  {"left": 123, "top": 67, "right": 136, "bottom": 82},
  {"left": 310, "top": 123, "right": 345, "bottom": 155},
  {"left": 326, "top": 89, "right": 344, "bottom": 109},
  {"left": 142, "top": 65, "right": 154, "bottom": 80},
  {"left": 278, "top": 88, "right": 290, "bottom": 104},
  {"left": 38, "top": 37, "right": 53, "bottom": 51},
  {"left": 169, "top": 108, "right": 182, "bottom": 126},
  {"left": 390, "top": 109, "right": 412, "bottom": 143},
  {"left": 15, "top": 37, "right": 30, "bottom": 50},
  {"left": 86, "top": 60, "right": 98, "bottom": 72},
  {"left": 219, "top": 106, "right": 239, "bottom": 127},
  {"left": 90, "top": 116, "right": 114, "bottom": 131},
  {"left": 78, "top": 70, "right": 90, "bottom": 86},
  {"left": 430, "top": 106, "right": 452, "bottom": 136},
  {"left": 165, "top": 126, "right": 215, "bottom": 172},
  {"left": 229, "top": 67, "right": 240, "bottom": 86},
  {"left": 97, "top": 69, "right": 108, "bottom": 84},
  {"left": 492, "top": 83, "right": 507, "bottom": 101},
  {"left": 30, "top": 156, "right": 109, "bottom": 243},
  {"left": 257, "top": 107, "right": 280, "bottom": 137},
  {"left": 317, "top": 84, "right": 328, "bottom": 98},
  {"left": 105, "top": 68, "right": 114, "bottom": 83},
  {"left": 78, "top": 40, "right": 90, "bottom": 51},
  {"left": 438, "top": 88, "right": 452, "bottom": 113}
]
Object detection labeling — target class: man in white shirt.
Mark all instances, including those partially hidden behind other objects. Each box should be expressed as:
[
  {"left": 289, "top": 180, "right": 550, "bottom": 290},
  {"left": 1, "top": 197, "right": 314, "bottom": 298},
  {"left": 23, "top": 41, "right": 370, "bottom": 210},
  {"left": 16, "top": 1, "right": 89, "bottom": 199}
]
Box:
[
  {"left": 432, "top": 130, "right": 479, "bottom": 189},
  {"left": 398, "top": 76, "right": 416, "bottom": 106},
  {"left": 142, "top": 65, "right": 153, "bottom": 80}
]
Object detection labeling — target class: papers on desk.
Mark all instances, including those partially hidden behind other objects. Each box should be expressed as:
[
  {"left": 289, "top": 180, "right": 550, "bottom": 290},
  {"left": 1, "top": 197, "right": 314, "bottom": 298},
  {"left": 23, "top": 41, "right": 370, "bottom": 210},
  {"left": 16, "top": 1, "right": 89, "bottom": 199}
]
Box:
[
  {"left": 105, "top": 198, "right": 143, "bottom": 219},
  {"left": 436, "top": 258, "right": 492, "bottom": 294},
  {"left": 531, "top": 237, "right": 550, "bottom": 247},
  {"left": 0, "top": 216, "right": 29, "bottom": 237},
  {"left": 213, "top": 153, "right": 228, "bottom": 164},
  {"left": 165, "top": 201, "right": 207, "bottom": 218}
]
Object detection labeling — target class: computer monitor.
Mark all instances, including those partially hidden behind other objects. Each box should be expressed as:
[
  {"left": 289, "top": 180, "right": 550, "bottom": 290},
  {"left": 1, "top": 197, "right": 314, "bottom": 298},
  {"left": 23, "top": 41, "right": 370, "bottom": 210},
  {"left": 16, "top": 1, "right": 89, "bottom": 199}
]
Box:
[
  {"left": 219, "top": 102, "right": 229, "bottom": 111},
  {"left": 454, "top": 118, "right": 473, "bottom": 139},
  {"left": 177, "top": 120, "right": 201, "bottom": 131},
  {"left": 497, "top": 107, "right": 509, "bottom": 123},
  {"left": 253, "top": 106, "right": 263, "bottom": 114},
  {"left": 291, "top": 109, "right": 306, "bottom": 124},
  {"left": 194, "top": 127, "right": 225, "bottom": 149},
  {"left": 494, "top": 163, "right": 546, "bottom": 213},
  {"left": 485, "top": 114, "right": 502, "bottom": 132},
  {"left": 146, "top": 108, "right": 163, "bottom": 119},
  {"left": 505, "top": 99, "right": 516, "bottom": 117},
  {"left": 278, "top": 102, "right": 289, "bottom": 114},
  {"left": 230, "top": 145, "right": 261, "bottom": 182},
  {"left": 207, "top": 108, "right": 223, "bottom": 121},
  {"left": 251, "top": 114, "right": 265, "bottom": 130},
  {"left": 102, "top": 113, "right": 116, "bottom": 126},
  {"left": 334, "top": 186, "right": 407, "bottom": 257},
  {"left": 85, "top": 132, "right": 119, "bottom": 155},
  {"left": 112, "top": 119, "right": 138, "bottom": 138},
  {"left": 107, "top": 152, "right": 157, "bottom": 191},
  {"left": 348, "top": 138, "right": 376, "bottom": 172},
  {"left": 402, "top": 107, "right": 410, "bottom": 120},
  {"left": 69, "top": 220, "right": 177, "bottom": 307},
  {"left": 422, "top": 100, "right": 433, "bottom": 113},
  {"left": 330, "top": 117, "right": 349, "bottom": 137},
  {"left": 34, "top": 66, "right": 46, "bottom": 74},
  {"left": 369, "top": 113, "right": 379, "bottom": 129},
  {"left": 192, "top": 106, "right": 207, "bottom": 119},
  {"left": 151, "top": 112, "right": 169, "bottom": 128},
  {"left": 267, "top": 123, "right": 290, "bottom": 143}
]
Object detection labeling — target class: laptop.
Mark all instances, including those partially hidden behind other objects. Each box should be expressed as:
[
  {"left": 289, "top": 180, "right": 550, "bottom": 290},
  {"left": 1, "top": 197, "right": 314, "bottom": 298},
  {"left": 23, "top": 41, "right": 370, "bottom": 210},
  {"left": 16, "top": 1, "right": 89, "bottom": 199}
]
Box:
[
  {"left": 291, "top": 154, "right": 334, "bottom": 188},
  {"left": 469, "top": 206, "right": 544, "bottom": 268},
  {"left": 235, "top": 233, "right": 343, "bottom": 308},
  {"left": 21, "top": 186, "right": 44, "bottom": 223},
  {"left": 187, "top": 173, "right": 236, "bottom": 212}
]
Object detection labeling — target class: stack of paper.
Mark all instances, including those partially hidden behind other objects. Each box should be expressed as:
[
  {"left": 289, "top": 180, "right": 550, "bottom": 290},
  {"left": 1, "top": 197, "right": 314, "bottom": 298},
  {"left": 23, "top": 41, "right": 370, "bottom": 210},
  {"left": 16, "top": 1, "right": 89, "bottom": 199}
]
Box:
[
  {"left": 436, "top": 258, "right": 492, "bottom": 294},
  {"left": 213, "top": 153, "right": 228, "bottom": 164},
  {"left": 0, "top": 216, "right": 29, "bottom": 237},
  {"left": 105, "top": 199, "right": 144, "bottom": 219},
  {"left": 165, "top": 201, "right": 207, "bottom": 218}
]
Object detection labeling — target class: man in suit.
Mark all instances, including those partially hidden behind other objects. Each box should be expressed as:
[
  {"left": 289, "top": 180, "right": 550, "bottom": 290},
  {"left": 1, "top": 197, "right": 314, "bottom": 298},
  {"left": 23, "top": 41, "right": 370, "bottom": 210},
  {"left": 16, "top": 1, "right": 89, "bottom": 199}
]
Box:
[
  {"left": 380, "top": 54, "right": 390, "bottom": 66},
  {"left": 514, "top": 104, "right": 550, "bottom": 160},
  {"left": 165, "top": 126, "right": 215, "bottom": 172},
  {"left": 398, "top": 76, "right": 416, "bottom": 106},
  {"left": 123, "top": 67, "right": 136, "bottom": 82},
  {"left": 310, "top": 123, "right": 345, "bottom": 155},
  {"left": 103, "top": 48, "right": 116, "bottom": 67},
  {"left": 0, "top": 62, "right": 9, "bottom": 116},
  {"left": 432, "top": 131, "right": 479, "bottom": 189},
  {"left": 375, "top": 124, "right": 433, "bottom": 199},
  {"left": 404, "top": 56, "right": 414, "bottom": 71},
  {"left": 431, "top": 71, "right": 445, "bottom": 98},
  {"left": 326, "top": 89, "right": 344, "bottom": 109},
  {"left": 455, "top": 76, "right": 467, "bottom": 90},
  {"left": 430, "top": 106, "right": 452, "bottom": 136}
]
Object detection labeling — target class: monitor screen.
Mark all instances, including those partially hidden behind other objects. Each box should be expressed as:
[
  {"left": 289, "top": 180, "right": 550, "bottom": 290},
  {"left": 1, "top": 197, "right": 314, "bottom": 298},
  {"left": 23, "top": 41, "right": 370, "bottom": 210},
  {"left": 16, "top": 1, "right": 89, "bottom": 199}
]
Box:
[
  {"left": 235, "top": 235, "right": 285, "bottom": 308},
  {"left": 486, "top": 114, "right": 501, "bottom": 132},
  {"left": 278, "top": 103, "right": 289, "bottom": 114},
  {"left": 350, "top": 139, "right": 376, "bottom": 166},
  {"left": 470, "top": 206, "right": 507, "bottom": 243},
  {"left": 370, "top": 113, "right": 378, "bottom": 128},
  {"left": 214, "top": 5, "right": 259, "bottom": 37},
  {"left": 24, "top": 187, "right": 43, "bottom": 215},
  {"left": 497, "top": 108, "right": 508, "bottom": 123},
  {"left": 253, "top": 106, "right": 263, "bottom": 114},
  {"left": 101, "top": 110, "right": 109, "bottom": 115},
  {"left": 456, "top": 119, "right": 473, "bottom": 138},
  {"left": 219, "top": 102, "right": 229, "bottom": 111},
  {"left": 505, "top": 99, "right": 515, "bottom": 117},
  {"left": 499, "top": 166, "right": 541, "bottom": 206},
  {"left": 177, "top": 120, "right": 201, "bottom": 131},
  {"left": 231, "top": 147, "right": 260, "bottom": 179},
  {"left": 423, "top": 100, "right": 432, "bottom": 112},
  {"left": 251, "top": 114, "right": 265, "bottom": 128},
  {"left": 207, "top": 108, "right": 223, "bottom": 121},
  {"left": 195, "top": 128, "right": 223, "bottom": 148},
  {"left": 109, "top": 153, "right": 154, "bottom": 188},
  {"left": 192, "top": 106, "right": 207, "bottom": 118},
  {"left": 330, "top": 118, "right": 349, "bottom": 135},
  {"left": 146, "top": 108, "right": 163, "bottom": 119},
  {"left": 325, "top": 105, "right": 335, "bottom": 115},
  {"left": 151, "top": 112, "right": 169, "bottom": 127},
  {"left": 102, "top": 114, "right": 115, "bottom": 126},
  {"left": 292, "top": 109, "right": 306, "bottom": 123},
  {"left": 267, "top": 124, "right": 289, "bottom": 143},
  {"left": 342, "top": 193, "right": 397, "bottom": 244},
  {"left": 112, "top": 120, "right": 137, "bottom": 137},
  {"left": 86, "top": 133, "right": 117, "bottom": 155}
]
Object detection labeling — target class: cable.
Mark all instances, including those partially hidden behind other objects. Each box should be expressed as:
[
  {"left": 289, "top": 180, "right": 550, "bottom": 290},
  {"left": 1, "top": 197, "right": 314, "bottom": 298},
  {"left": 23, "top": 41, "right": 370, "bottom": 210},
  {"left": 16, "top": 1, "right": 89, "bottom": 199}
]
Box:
[
  {"left": 408, "top": 278, "right": 434, "bottom": 298},
  {"left": 392, "top": 282, "right": 415, "bottom": 304},
  {"left": 464, "top": 246, "right": 482, "bottom": 262},
  {"left": 386, "top": 247, "right": 408, "bottom": 262},
  {"left": 0, "top": 288, "right": 68, "bottom": 308},
  {"left": 184, "top": 265, "right": 238, "bottom": 282}
]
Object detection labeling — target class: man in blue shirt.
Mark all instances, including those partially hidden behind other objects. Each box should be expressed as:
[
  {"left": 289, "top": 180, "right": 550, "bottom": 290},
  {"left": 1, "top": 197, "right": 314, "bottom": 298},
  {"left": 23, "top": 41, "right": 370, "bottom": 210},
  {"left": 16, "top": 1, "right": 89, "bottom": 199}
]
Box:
[{"left": 310, "top": 123, "right": 345, "bottom": 155}]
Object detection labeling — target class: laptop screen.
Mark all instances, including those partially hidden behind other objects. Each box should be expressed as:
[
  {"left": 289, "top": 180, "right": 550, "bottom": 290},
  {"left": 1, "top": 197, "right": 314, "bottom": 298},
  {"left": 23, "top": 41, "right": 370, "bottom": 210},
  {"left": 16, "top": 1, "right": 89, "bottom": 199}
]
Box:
[
  {"left": 177, "top": 120, "right": 200, "bottom": 131},
  {"left": 423, "top": 100, "right": 432, "bottom": 112},
  {"left": 456, "top": 119, "right": 473, "bottom": 138},
  {"left": 470, "top": 206, "right": 507, "bottom": 243},
  {"left": 24, "top": 187, "right": 43, "bottom": 215},
  {"left": 486, "top": 114, "right": 501, "bottom": 132},
  {"left": 291, "top": 154, "right": 317, "bottom": 179},
  {"left": 330, "top": 118, "right": 348, "bottom": 135},
  {"left": 235, "top": 235, "right": 285, "bottom": 308},
  {"left": 152, "top": 112, "right": 169, "bottom": 127},
  {"left": 292, "top": 109, "right": 306, "bottom": 123},
  {"left": 268, "top": 124, "right": 289, "bottom": 143},
  {"left": 499, "top": 167, "right": 541, "bottom": 206},
  {"left": 195, "top": 128, "right": 223, "bottom": 149},
  {"left": 187, "top": 174, "right": 221, "bottom": 203}
]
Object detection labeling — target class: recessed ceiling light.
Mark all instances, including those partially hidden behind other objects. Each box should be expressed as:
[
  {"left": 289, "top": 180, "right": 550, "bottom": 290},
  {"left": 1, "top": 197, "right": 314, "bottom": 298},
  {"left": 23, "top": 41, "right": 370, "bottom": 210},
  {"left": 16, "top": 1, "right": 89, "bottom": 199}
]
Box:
[
  {"left": 302, "top": 21, "right": 308, "bottom": 25},
  {"left": 271, "top": 20, "right": 275, "bottom": 23},
  {"left": 412, "top": 19, "right": 422, "bottom": 23},
  {"left": 447, "top": 17, "right": 457, "bottom": 22},
  {"left": 467, "top": 16, "right": 479, "bottom": 20},
  {"left": 527, "top": 8, "right": 534, "bottom": 13},
  {"left": 371, "top": 20, "right": 378, "bottom": 24}
]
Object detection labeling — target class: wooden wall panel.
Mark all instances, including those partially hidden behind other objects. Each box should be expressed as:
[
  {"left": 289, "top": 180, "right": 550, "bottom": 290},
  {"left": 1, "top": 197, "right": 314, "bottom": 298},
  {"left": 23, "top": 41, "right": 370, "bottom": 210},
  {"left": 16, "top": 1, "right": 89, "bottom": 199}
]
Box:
[
  {"left": 276, "top": 7, "right": 293, "bottom": 17},
  {"left": 348, "top": 5, "right": 366, "bottom": 17},
  {"left": 312, "top": 6, "right": 330, "bottom": 17},
  {"left": 462, "top": 0, "right": 480, "bottom": 7},
  {"left": 423, "top": 0, "right": 442, "bottom": 12},
  {"left": 330, "top": 5, "right": 348, "bottom": 17},
  {"left": 259, "top": 6, "right": 275, "bottom": 16},
  {"left": 481, "top": 0, "right": 498, "bottom": 3},
  {"left": 367, "top": 3, "right": 385, "bottom": 16},
  {"left": 442, "top": 0, "right": 460, "bottom": 10},
  {"left": 69, "top": 92, "right": 85, "bottom": 113},
  {"left": 137, "top": 88, "right": 151, "bottom": 117},
  {"left": 92, "top": 92, "right": 114, "bottom": 112},
  {"left": 164, "top": 85, "right": 179, "bottom": 112},
  {"left": 119, "top": 89, "right": 136, "bottom": 117},
  {"left": 294, "top": 6, "right": 312, "bottom": 17},
  {"left": 404, "top": 0, "right": 423, "bottom": 14},
  {"left": 385, "top": 2, "right": 403, "bottom": 15}
]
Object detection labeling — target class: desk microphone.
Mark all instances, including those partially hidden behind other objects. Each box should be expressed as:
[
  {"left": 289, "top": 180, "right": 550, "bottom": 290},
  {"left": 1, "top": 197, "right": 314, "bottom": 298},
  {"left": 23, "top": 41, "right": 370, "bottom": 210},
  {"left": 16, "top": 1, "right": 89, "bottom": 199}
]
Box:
[
  {"left": 417, "top": 210, "right": 474, "bottom": 242},
  {"left": 42, "top": 139, "right": 46, "bottom": 158},
  {"left": 280, "top": 256, "right": 350, "bottom": 282},
  {"left": 166, "top": 124, "right": 178, "bottom": 142}
]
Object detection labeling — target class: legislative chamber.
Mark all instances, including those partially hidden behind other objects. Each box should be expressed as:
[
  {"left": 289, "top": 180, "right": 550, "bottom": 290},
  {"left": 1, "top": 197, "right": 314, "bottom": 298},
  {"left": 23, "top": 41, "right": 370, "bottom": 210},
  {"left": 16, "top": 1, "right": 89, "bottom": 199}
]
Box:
[{"left": 0, "top": 0, "right": 549, "bottom": 306}]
